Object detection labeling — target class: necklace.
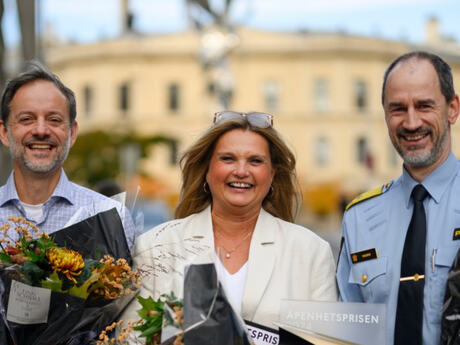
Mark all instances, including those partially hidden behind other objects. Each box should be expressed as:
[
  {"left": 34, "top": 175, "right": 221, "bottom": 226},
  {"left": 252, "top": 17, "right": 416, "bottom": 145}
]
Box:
[{"left": 214, "top": 228, "right": 254, "bottom": 259}]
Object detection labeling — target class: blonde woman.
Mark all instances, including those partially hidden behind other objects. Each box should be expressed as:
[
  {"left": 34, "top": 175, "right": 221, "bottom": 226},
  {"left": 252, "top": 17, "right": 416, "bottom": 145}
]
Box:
[{"left": 123, "top": 111, "right": 337, "bottom": 331}]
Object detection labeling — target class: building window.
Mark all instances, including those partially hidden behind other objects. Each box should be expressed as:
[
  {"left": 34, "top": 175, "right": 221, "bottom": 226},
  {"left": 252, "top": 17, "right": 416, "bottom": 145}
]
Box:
[
  {"left": 207, "top": 82, "right": 216, "bottom": 95},
  {"left": 315, "top": 137, "right": 330, "bottom": 166},
  {"left": 357, "top": 137, "right": 369, "bottom": 164},
  {"left": 169, "top": 83, "right": 180, "bottom": 112},
  {"left": 119, "top": 82, "right": 130, "bottom": 113},
  {"left": 83, "top": 85, "right": 92, "bottom": 117},
  {"left": 169, "top": 140, "right": 178, "bottom": 165},
  {"left": 354, "top": 80, "right": 367, "bottom": 112},
  {"left": 314, "top": 78, "right": 329, "bottom": 113},
  {"left": 262, "top": 80, "right": 279, "bottom": 111}
]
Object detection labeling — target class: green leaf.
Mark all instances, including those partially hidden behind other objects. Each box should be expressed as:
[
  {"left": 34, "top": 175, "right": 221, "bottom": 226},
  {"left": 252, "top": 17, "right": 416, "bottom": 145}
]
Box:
[
  {"left": 139, "top": 323, "right": 162, "bottom": 337},
  {"left": 137, "top": 295, "right": 162, "bottom": 310},
  {"left": 134, "top": 317, "right": 163, "bottom": 341},
  {"left": 133, "top": 292, "right": 184, "bottom": 343},
  {"left": 38, "top": 237, "right": 57, "bottom": 248},
  {"left": 60, "top": 273, "right": 76, "bottom": 291},
  {"left": 0, "top": 253, "right": 12, "bottom": 263},
  {"left": 85, "top": 258, "right": 100, "bottom": 270},
  {"left": 74, "top": 259, "right": 97, "bottom": 286},
  {"left": 22, "top": 260, "right": 45, "bottom": 286},
  {"left": 75, "top": 267, "right": 90, "bottom": 286},
  {"left": 41, "top": 271, "right": 64, "bottom": 292},
  {"left": 69, "top": 270, "right": 101, "bottom": 299},
  {"left": 137, "top": 309, "right": 153, "bottom": 320},
  {"left": 26, "top": 249, "right": 40, "bottom": 262},
  {"left": 94, "top": 249, "right": 102, "bottom": 260}
]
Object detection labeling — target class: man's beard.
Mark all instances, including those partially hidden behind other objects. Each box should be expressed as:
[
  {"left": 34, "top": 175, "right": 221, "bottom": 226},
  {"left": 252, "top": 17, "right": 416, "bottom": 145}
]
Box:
[
  {"left": 393, "top": 119, "right": 449, "bottom": 168},
  {"left": 8, "top": 132, "right": 71, "bottom": 174}
]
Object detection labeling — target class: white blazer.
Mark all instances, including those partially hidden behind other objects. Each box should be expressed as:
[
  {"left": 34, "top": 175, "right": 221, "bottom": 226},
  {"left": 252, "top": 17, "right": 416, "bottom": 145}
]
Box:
[{"left": 122, "top": 206, "right": 338, "bottom": 330}]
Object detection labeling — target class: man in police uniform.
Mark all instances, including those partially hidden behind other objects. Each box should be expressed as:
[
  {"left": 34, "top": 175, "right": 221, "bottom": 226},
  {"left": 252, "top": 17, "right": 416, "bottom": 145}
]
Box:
[{"left": 336, "top": 51, "right": 460, "bottom": 345}]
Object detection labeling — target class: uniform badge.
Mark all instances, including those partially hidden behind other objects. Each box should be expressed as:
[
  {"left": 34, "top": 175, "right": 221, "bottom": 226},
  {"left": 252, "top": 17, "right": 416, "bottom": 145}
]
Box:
[
  {"left": 453, "top": 228, "right": 460, "bottom": 241},
  {"left": 351, "top": 248, "right": 378, "bottom": 264}
]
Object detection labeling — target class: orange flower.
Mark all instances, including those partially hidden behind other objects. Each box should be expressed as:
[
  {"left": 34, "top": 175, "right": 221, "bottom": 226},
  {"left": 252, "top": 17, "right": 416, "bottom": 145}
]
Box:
[
  {"left": 46, "top": 247, "right": 85, "bottom": 284},
  {"left": 91, "top": 255, "right": 140, "bottom": 299}
]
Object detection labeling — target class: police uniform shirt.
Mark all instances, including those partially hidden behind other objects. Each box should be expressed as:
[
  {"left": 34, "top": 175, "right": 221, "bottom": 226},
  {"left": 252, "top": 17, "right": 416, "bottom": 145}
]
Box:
[{"left": 336, "top": 152, "right": 460, "bottom": 345}]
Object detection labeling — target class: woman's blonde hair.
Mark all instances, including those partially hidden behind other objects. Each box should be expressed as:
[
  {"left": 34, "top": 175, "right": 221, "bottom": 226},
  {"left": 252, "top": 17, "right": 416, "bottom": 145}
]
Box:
[{"left": 175, "top": 117, "right": 301, "bottom": 222}]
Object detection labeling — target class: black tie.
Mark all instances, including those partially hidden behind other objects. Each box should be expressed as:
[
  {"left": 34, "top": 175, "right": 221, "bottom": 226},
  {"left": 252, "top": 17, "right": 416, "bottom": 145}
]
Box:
[{"left": 394, "top": 184, "right": 428, "bottom": 345}]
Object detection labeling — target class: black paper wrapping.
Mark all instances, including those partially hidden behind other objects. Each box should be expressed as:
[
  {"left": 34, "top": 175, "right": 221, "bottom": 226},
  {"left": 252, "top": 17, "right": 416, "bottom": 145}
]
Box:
[
  {"left": 180, "top": 263, "right": 251, "bottom": 345},
  {"left": 279, "top": 328, "right": 314, "bottom": 345},
  {"left": 441, "top": 248, "right": 460, "bottom": 345},
  {"left": 0, "top": 208, "right": 136, "bottom": 345},
  {"left": 52, "top": 207, "right": 132, "bottom": 264}
]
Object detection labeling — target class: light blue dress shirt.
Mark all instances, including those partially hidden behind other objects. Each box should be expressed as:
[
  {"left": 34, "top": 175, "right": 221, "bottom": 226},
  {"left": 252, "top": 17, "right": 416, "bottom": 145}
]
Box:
[
  {"left": 337, "top": 152, "right": 460, "bottom": 345},
  {"left": 0, "top": 170, "right": 135, "bottom": 251}
]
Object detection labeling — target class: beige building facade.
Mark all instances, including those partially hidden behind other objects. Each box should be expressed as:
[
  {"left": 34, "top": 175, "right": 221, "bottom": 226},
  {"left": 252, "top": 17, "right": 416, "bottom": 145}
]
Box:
[{"left": 47, "top": 22, "right": 460, "bottom": 212}]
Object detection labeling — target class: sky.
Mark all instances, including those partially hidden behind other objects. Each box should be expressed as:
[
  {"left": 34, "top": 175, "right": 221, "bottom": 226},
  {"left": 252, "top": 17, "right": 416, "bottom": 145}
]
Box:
[{"left": 2, "top": 0, "right": 460, "bottom": 47}]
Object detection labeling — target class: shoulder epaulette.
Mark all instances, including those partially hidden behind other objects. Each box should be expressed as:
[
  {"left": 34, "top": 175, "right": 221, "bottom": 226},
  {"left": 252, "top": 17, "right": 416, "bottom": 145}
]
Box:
[{"left": 345, "top": 181, "right": 392, "bottom": 211}]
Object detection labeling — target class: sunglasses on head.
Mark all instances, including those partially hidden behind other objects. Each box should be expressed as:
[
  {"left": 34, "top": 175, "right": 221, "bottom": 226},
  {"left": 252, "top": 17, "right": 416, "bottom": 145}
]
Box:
[{"left": 213, "top": 111, "right": 273, "bottom": 128}]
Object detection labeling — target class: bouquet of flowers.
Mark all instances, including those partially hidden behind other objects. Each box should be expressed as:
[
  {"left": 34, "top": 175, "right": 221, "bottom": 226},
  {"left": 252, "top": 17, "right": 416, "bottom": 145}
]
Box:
[
  {"left": 0, "top": 215, "right": 140, "bottom": 345},
  {"left": 97, "top": 292, "right": 183, "bottom": 345},
  {"left": 51, "top": 207, "right": 133, "bottom": 266},
  {"left": 97, "top": 263, "right": 252, "bottom": 345}
]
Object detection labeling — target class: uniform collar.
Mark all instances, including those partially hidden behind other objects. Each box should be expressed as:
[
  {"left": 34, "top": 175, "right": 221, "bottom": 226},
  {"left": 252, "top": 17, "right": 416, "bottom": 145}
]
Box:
[
  {"left": 0, "top": 169, "right": 74, "bottom": 207},
  {"left": 401, "top": 152, "right": 459, "bottom": 207}
]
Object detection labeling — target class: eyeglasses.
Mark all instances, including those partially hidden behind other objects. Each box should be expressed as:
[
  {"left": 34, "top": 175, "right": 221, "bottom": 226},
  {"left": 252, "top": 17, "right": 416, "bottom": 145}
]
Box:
[{"left": 213, "top": 111, "right": 273, "bottom": 128}]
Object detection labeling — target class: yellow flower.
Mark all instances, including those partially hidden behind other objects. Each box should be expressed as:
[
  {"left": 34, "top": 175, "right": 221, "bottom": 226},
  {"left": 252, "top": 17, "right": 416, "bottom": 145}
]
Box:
[{"left": 46, "top": 247, "right": 85, "bottom": 284}]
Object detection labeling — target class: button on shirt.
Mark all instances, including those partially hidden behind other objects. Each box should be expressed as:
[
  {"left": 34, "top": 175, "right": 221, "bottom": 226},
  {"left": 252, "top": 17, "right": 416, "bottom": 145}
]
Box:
[
  {"left": 337, "top": 152, "right": 460, "bottom": 345},
  {"left": 0, "top": 170, "right": 135, "bottom": 251}
]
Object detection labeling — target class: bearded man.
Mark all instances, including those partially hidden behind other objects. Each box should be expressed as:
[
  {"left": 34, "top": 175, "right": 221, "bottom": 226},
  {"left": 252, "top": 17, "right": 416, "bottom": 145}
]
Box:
[
  {"left": 337, "top": 51, "right": 460, "bottom": 345},
  {"left": 0, "top": 63, "right": 134, "bottom": 250}
]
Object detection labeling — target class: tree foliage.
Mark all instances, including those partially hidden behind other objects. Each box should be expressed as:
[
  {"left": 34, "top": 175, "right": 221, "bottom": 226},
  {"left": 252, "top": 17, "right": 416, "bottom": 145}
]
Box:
[{"left": 64, "top": 130, "right": 174, "bottom": 187}]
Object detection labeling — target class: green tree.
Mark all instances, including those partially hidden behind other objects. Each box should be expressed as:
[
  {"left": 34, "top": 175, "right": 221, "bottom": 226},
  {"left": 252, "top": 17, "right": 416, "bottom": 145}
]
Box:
[{"left": 64, "top": 130, "right": 175, "bottom": 187}]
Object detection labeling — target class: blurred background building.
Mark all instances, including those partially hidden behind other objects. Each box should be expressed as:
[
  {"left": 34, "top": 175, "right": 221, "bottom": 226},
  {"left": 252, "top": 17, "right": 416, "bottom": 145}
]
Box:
[
  {"left": 47, "top": 12, "right": 460, "bottom": 213},
  {"left": 0, "top": 1, "right": 460, "bottom": 250}
]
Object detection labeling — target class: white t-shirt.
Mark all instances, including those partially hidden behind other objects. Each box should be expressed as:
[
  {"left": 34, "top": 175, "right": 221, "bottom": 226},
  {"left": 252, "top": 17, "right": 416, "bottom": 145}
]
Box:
[
  {"left": 19, "top": 201, "right": 44, "bottom": 223},
  {"left": 215, "top": 257, "right": 248, "bottom": 313}
]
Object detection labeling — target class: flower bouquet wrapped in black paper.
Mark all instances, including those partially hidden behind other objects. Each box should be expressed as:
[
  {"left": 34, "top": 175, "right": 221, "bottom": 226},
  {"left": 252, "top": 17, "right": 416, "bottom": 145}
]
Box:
[
  {"left": 0, "top": 209, "right": 140, "bottom": 345},
  {"left": 52, "top": 207, "right": 133, "bottom": 265},
  {"left": 98, "top": 263, "right": 252, "bottom": 345}
]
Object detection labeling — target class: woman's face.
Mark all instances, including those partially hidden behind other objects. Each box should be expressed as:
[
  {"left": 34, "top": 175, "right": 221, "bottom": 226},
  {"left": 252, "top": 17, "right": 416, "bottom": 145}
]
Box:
[{"left": 206, "top": 128, "right": 275, "bottom": 216}]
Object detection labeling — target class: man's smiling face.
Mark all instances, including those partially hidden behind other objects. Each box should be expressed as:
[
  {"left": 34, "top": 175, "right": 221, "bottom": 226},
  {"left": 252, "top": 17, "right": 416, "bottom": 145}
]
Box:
[
  {"left": 383, "top": 58, "right": 457, "bottom": 170},
  {"left": 0, "top": 79, "right": 78, "bottom": 175}
]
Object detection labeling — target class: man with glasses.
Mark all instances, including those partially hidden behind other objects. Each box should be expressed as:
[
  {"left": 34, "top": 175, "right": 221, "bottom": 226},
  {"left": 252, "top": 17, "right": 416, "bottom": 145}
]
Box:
[
  {"left": 0, "top": 62, "right": 135, "bottom": 251},
  {"left": 337, "top": 51, "right": 460, "bottom": 344}
]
